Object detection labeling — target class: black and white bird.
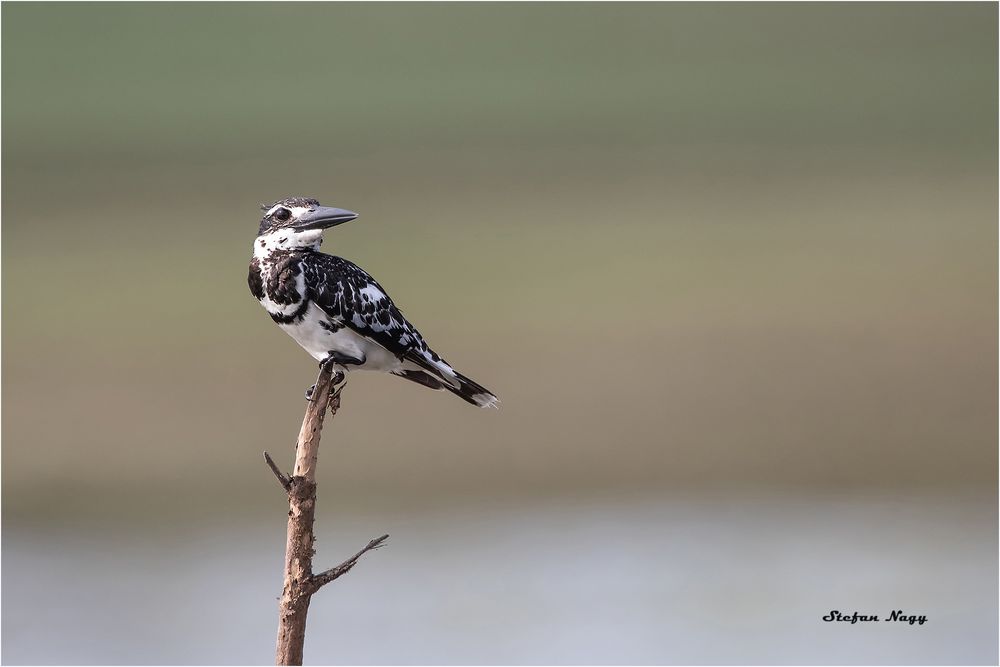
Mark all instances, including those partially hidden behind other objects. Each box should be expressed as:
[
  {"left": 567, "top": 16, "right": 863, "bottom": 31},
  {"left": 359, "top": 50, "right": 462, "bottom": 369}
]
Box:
[{"left": 248, "top": 196, "right": 498, "bottom": 408}]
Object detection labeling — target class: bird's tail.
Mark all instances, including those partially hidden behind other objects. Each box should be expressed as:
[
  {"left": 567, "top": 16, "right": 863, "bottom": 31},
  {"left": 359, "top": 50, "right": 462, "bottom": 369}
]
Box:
[
  {"left": 445, "top": 369, "right": 499, "bottom": 409},
  {"left": 401, "top": 350, "right": 499, "bottom": 409}
]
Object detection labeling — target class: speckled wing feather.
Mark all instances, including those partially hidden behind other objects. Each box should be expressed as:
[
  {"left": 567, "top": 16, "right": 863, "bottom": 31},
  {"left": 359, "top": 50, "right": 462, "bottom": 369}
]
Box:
[{"left": 303, "top": 253, "right": 442, "bottom": 367}]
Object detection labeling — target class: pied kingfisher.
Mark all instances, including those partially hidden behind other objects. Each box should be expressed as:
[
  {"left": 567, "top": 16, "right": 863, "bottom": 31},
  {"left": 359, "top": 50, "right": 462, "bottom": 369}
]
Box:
[{"left": 248, "top": 196, "right": 498, "bottom": 408}]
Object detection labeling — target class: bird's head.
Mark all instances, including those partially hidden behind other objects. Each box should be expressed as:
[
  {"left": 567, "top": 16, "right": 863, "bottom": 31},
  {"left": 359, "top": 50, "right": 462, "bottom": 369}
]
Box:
[{"left": 255, "top": 196, "right": 358, "bottom": 253}]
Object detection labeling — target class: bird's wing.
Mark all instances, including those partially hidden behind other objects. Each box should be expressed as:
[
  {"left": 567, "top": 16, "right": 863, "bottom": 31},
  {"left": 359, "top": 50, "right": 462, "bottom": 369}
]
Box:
[
  {"left": 306, "top": 253, "right": 499, "bottom": 407},
  {"left": 305, "top": 254, "right": 439, "bottom": 366}
]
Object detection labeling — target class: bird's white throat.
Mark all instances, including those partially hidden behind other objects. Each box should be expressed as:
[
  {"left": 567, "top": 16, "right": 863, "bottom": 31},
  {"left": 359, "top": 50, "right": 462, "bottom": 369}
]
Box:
[{"left": 253, "top": 228, "right": 324, "bottom": 259}]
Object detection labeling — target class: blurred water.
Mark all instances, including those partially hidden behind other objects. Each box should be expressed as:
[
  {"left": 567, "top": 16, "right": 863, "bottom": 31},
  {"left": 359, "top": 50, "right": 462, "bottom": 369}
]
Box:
[{"left": 3, "top": 492, "right": 995, "bottom": 665}]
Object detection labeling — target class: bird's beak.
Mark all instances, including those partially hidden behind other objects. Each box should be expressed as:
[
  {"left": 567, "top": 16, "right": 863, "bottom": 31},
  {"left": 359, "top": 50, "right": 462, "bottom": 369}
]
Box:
[{"left": 294, "top": 207, "right": 359, "bottom": 231}]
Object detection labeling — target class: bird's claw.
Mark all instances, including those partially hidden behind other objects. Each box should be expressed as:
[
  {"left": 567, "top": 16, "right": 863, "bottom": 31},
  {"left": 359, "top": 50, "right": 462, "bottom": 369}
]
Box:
[
  {"left": 330, "top": 371, "right": 347, "bottom": 402},
  {"left": 306, "top": 373, "right": 346, "bottom": 402},
  {"left": 319, "top": 351, "right": 365, "bottom": 369}
]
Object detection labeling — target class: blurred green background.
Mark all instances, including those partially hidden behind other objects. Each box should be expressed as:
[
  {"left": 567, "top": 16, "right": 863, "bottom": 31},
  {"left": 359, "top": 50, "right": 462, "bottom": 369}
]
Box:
[{"left": 3, "top": 3, "right": 997, "bottom": 665}]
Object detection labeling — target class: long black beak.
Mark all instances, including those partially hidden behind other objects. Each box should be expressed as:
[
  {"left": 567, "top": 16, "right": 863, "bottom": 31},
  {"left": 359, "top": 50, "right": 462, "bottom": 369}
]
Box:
[{"left": 294, "top": 206, "right": 359, "bottom": 231}]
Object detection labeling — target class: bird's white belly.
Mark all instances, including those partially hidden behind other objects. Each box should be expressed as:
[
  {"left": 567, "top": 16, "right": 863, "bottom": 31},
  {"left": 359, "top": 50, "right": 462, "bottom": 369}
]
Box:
[{"left": 279, "top": 302, "right": 401, "bottom": 372}]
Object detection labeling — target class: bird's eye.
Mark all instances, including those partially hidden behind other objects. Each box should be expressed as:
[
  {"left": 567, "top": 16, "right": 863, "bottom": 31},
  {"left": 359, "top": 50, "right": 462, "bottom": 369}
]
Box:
[{"left": 273, "top": 208, "right": 291, "bottom": 222}]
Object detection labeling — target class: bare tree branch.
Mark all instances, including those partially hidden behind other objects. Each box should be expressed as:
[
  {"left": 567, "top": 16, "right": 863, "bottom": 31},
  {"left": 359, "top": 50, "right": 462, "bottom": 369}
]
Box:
[{"left": 271, "top": 365, "right": 387, "bottom": 665}]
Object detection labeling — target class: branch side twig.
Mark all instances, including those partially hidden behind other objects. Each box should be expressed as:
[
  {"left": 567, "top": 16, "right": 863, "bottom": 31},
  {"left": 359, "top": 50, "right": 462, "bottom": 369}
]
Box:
[
  {"left": 309, "top": 534, "right": 390, "bottom": 591},
  {"left": 263, "top": 451, "right": 292, "bottom": 492}
]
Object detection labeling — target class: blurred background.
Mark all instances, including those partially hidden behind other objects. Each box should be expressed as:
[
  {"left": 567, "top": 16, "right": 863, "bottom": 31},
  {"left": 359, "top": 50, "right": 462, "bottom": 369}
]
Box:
[{"left": 2, "top": 3, "right": 997, "bottom": 664}]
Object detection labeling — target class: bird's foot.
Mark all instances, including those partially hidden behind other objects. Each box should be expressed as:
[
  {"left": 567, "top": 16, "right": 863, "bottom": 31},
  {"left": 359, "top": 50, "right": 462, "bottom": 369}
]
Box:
[
  {"left": 331, "top": 372, "right": 347, "bottom": 401},
  {"left": 319, "top": 351, "right": 365, "bottom": 369},
  {"left": 305, "top": 372, "right": 346, "bottom": 402}
]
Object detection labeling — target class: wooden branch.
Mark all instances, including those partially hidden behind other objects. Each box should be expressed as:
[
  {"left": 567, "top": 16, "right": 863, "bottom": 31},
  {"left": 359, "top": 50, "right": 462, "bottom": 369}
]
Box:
[{"left": 270, "top": 366, "right": 387, "bottom": 666}]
